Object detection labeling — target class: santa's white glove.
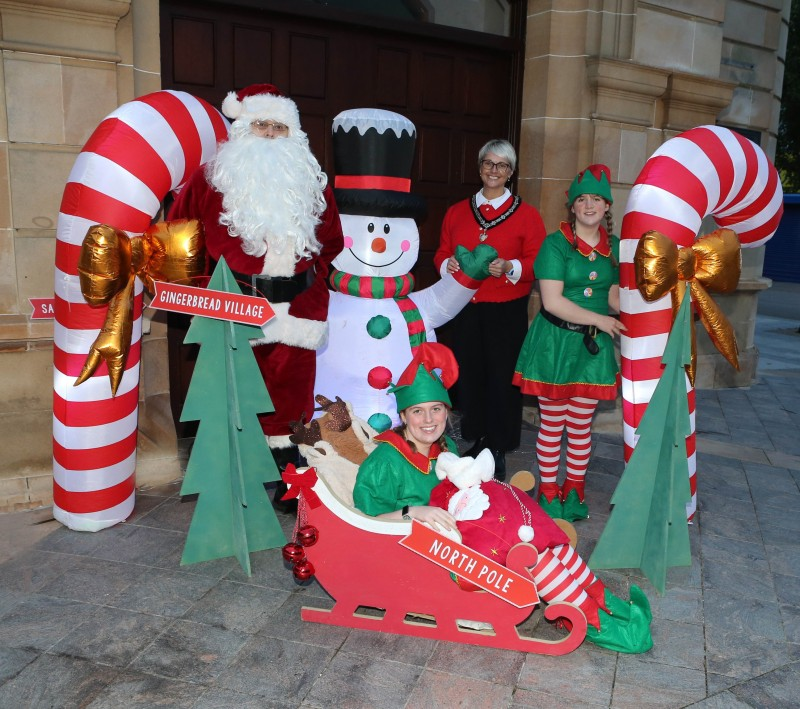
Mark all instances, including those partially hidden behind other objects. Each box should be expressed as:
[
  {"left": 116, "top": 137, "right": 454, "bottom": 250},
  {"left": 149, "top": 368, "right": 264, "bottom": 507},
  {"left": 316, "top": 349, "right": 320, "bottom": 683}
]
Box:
[{"left": 253, "top": 302, "right": 328, "bottom": 350}]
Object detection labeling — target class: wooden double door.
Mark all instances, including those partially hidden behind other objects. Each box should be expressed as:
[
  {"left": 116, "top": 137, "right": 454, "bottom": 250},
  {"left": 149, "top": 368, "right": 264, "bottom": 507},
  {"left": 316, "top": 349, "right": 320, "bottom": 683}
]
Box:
[{"left": 160, "top": 0, "right": 525, "bottom": 434}]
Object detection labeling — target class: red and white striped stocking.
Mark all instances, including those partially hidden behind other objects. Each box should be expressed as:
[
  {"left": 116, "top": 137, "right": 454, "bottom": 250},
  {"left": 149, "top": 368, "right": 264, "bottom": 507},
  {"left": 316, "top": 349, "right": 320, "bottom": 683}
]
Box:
[
  {"left": 536, "top": 397, "right": 568, "bottom": 500},
  {"left": 562, "top": 397, "right": 598, "bottom": 501},
  {"left": 551, "top": 543, "right": 607, "bottom": 609},
  {"left": 530, "top": 546, "right": 600, "bottom": 628}
]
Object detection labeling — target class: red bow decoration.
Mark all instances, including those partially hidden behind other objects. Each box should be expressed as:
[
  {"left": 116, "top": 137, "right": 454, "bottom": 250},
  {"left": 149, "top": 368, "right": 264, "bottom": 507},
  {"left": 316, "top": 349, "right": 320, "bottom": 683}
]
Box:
[{"left": 281, "top": 464, "right": 321, "bottom": 508}]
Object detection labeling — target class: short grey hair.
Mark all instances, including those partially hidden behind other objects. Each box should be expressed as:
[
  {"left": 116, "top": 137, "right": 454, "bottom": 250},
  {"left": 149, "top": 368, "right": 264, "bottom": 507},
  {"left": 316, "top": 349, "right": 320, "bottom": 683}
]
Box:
[{"left": 478, "top": 139, "right": 516, "bottom": 172}]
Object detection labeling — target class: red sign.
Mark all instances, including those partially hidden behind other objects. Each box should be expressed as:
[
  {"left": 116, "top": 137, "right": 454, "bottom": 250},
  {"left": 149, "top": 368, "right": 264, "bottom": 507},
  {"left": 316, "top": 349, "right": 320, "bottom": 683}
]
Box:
[
  {"left": 150, "top": 281, "right": 274, "bottom": 326},
  {"left": 30, "top": 297, "right": 55, "bottom": 319},
  {"left": 399, "top": 521, "right": 539, "bottom": 608}
]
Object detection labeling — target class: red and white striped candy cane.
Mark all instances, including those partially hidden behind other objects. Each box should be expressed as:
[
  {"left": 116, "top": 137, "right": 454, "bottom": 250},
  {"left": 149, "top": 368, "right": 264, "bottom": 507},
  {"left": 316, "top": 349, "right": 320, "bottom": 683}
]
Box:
[
  {"left": 620, "top": 125, "right": 783, "bottom": 520},
  {"left": 53, "top": 91, "right": 228, "bottom": 531}
]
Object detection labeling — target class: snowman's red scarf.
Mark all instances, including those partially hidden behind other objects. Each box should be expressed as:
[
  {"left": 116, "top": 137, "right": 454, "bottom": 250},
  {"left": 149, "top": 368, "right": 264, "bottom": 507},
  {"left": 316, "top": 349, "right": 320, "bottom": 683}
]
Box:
[
  {"left": 329, "top": 269, "right": 415, "bottom": 298},
  {"left": 329, "top": 268, "right": 427, "bottom": 353}
]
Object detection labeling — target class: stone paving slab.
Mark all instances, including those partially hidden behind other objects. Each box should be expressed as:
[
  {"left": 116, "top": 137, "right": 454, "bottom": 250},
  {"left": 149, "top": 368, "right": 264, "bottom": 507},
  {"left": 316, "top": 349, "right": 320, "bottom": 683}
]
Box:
[
  {"left": 0, "top": 654, "right": 121, "bottom": 708},
  {"left": 0, "top": 508, "right": 57, "bottom": 565},
  {"left": 696, "top": 436, "right": 771, "bottom": 464},
  {"left": 766, "top": 449, "right": 800, "bottom": 470}
]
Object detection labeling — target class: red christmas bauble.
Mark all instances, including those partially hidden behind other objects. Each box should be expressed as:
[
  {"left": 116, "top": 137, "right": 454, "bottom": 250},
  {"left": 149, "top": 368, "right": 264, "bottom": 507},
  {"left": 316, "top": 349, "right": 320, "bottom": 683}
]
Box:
[
  {"left": 293, "top": 558, "right": 315, "bottom": 581},
  {"left": 297, "top": 525, "right": 319, "bottom": 547},
  {"left": 281, "top": 542, "right": 305, "bottom": 563}
]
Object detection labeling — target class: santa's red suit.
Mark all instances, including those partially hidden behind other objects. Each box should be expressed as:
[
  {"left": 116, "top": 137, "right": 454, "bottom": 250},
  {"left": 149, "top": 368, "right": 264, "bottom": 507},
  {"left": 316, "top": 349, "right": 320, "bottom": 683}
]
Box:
[{"left": 169, "top": 85, "right": 344, "bottom": 445}]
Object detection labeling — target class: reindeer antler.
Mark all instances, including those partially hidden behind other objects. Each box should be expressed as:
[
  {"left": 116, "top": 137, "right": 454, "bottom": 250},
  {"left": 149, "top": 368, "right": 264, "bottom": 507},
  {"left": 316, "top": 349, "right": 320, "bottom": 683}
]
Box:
[
  {"left": 314, "top": 394, "right": 334, "bottom": 410},
  {"left": 322, "top": 396, "right": 352, "bottom": 433},
  {"left": 288, "top": 414, "right": 323, "bottom": 446}
]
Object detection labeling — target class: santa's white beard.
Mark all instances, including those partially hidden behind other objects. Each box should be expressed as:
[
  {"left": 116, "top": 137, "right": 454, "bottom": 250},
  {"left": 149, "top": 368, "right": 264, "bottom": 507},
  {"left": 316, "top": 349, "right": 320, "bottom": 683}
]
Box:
[{"left": 208, "top": 128, "right": 327, "bottom": 275}]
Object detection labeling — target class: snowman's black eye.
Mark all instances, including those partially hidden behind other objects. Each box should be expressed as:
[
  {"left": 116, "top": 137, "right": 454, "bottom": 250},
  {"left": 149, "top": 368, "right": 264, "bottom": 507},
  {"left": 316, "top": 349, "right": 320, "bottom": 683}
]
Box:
[
  {"left": 367, "top": 223, "right": 375, "bottom": 233},
  {"left": 383, "top": 223, "right": 390, "bottom": 235}
]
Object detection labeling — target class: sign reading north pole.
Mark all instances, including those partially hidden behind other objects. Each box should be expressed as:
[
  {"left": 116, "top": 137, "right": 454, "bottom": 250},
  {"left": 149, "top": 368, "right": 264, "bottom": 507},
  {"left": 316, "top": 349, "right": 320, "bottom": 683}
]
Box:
[
  {"left": 150, "top": 282, "right": 274, "bottom": 326},
  {"left": 400, "top": 521, "right": 539, "bottom": 608}
]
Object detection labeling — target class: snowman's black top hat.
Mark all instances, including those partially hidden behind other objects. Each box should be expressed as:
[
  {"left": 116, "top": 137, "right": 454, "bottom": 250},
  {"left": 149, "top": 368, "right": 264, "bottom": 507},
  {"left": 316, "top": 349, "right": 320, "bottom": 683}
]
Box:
[{"left": 332, "top": 108, "right": 427, "bottom": 220}]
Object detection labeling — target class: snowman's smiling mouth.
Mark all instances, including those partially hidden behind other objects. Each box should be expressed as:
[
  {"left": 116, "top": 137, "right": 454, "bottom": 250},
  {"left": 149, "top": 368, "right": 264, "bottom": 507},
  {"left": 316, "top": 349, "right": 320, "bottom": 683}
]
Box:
[{"left": 348, "top": 248, "right": 405, "bottom": 268}]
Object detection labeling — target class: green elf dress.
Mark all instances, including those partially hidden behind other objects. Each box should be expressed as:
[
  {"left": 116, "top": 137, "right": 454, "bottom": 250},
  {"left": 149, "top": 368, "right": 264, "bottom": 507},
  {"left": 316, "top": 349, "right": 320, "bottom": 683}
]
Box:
[
  {"left": 513, "top": 223, "right": 620, "bottom": 400},
  {"left": 353, "top": 431, "right": 458, "bottom": 516}
]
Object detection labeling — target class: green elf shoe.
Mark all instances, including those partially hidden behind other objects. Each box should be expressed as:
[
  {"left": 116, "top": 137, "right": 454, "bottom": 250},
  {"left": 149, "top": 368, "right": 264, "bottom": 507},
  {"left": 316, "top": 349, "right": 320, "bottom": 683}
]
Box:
[
  {"left": 561, "top": 488, "right": 589, "bottom": 522},
  {"left": 585, "top": 585, "right": 653, "bottom": 654},
  {"left": 538, "top": 482, "right": 563, "bottom": 519}
]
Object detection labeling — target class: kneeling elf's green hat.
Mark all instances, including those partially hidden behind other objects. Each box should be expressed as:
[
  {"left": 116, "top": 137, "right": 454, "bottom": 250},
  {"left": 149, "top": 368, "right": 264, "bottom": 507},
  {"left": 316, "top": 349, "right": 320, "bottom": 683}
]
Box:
[
  {"left": 389, "top": 343, "right": 459, "bottom": 412},
  {"left": 566, "top": 164, "right": 613, "bottom": 206}
]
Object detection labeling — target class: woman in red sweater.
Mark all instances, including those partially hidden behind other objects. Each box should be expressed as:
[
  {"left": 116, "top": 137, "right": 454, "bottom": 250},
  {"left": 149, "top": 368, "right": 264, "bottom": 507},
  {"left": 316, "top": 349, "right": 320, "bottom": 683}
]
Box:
[{"left": 434, "top": 139, "right": 546, "bottom": 479}]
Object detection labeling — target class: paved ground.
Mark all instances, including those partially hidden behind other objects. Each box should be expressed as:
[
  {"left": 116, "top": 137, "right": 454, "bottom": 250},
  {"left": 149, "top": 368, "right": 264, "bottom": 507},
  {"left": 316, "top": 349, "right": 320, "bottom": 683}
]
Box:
[{"left": 1, "top": 284, "right": 799, "bottom": 708}]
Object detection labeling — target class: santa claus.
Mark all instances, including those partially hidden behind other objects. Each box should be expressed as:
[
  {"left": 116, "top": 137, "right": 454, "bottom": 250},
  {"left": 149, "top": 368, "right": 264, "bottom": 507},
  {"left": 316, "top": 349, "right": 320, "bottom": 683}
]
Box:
[{"left": 169, "top": 84, "right": 344, "bottom": 464}]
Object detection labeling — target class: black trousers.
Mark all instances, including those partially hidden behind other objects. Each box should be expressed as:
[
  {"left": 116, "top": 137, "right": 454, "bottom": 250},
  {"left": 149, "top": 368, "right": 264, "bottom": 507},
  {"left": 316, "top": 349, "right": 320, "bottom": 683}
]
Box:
[{"left": 451, "top": 296, "right": 529, "bottom": 452}]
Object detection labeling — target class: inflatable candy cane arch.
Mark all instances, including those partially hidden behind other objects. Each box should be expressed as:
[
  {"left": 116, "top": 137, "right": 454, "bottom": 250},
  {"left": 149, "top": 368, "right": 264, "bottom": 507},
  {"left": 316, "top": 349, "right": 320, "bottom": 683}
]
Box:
[
  {"left": 620, "top": 125, "right": 783, "bottom": 519},
  {"left": 54, "top": 91, "right": 228, "bottom": 531}
]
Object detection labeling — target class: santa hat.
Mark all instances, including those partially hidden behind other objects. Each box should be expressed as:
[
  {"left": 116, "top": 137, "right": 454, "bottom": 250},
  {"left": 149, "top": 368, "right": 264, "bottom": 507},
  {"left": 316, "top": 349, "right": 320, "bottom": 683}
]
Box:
[
  {"left": 566, "top": 164, "right": 613, "bottom": 205},
  {"left": 389, "top": 343, "right": 458, "bottom": 412},
  {"left": 221, "top": 83, "right": 302, "bottom": 134}
]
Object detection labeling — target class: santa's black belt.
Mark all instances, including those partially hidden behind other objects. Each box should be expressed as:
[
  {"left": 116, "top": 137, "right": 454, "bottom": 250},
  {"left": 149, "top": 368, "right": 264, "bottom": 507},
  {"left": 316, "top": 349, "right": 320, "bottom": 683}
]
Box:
[
  {"left": 539, "top": 307, "right": 600, "bottom": 356},
  {"left": 230, "top": 268, "right": 314, "bottom": 304}
]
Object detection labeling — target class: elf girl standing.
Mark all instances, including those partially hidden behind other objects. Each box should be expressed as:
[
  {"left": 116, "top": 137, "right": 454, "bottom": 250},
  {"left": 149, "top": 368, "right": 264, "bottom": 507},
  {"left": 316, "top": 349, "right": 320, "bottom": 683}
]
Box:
[{"left": 513, "top": 165, "right": 625, "bottom": 522}]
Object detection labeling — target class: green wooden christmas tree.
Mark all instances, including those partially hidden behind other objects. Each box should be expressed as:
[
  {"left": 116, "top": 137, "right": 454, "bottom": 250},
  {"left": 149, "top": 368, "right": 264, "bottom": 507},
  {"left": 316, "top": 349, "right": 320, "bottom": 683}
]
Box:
[
  {"left": 179, "top": 257, "right": 285, "bottom": 575},
  {"left": 589, "top": 293, "right": 694, "bottom": 594}
]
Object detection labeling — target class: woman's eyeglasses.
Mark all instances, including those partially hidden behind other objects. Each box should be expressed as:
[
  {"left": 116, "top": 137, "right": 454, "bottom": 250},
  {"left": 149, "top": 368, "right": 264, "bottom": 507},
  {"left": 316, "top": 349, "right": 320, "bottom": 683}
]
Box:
[{"left": 481, "top": 159, "right": 511, "bottom": 172}]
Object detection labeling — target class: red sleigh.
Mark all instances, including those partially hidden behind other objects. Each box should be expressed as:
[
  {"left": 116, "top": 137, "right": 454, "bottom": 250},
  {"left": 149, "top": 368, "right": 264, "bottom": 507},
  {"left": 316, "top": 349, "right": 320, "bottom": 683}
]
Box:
[{"left": 282, "top": 464, "right": 588, "bottom": 656}]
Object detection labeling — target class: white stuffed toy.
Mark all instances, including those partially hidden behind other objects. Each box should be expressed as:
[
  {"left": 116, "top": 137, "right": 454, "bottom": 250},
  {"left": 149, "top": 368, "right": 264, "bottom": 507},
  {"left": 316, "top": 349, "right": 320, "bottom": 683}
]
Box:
[
  {"left": 436, "top": 450, "right": 534, "bottom": 544},
  {"left": 430, "top": 451, "right": 573, "bottom": 566}
]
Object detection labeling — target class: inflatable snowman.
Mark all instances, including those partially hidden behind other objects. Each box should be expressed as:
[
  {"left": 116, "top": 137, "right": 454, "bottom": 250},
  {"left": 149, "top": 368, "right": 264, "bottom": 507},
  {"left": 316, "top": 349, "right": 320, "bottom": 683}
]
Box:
[{"left": 314, "top": 109, "right": 496, "bottom": 432}]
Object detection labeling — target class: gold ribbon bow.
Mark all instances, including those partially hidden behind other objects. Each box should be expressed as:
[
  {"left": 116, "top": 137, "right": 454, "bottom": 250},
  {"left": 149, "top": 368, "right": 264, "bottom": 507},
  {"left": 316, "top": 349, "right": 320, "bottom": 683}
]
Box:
[
  {"left": 75, "top": 219, "right": 205, "bottom": 395},
  {"left": 634, "top": 228, "right": 742, "bottom": 385}
]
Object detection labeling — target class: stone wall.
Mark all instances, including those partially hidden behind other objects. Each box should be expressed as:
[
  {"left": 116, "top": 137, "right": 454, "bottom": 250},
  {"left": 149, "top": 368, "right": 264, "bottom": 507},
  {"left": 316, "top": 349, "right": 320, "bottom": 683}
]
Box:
[{"left": 0, "top": 0, "right": 171, "bottom": 512}]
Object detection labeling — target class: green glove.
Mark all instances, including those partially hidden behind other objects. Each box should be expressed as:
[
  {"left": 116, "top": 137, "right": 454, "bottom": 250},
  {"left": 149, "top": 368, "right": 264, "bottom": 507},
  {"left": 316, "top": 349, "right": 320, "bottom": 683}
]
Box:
[{"left": 454, "top": 243, "right": 498, "bottom": 280}]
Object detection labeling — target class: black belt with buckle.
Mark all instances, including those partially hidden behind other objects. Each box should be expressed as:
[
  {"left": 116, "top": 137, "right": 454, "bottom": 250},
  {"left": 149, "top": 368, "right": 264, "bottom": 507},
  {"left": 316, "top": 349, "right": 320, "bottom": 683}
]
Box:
[
  {"left": 228, "top": 267, "right": 314, "bottom": 304},
  {"left": 540, "top": 307, "right": 600, "bottom": 355}
]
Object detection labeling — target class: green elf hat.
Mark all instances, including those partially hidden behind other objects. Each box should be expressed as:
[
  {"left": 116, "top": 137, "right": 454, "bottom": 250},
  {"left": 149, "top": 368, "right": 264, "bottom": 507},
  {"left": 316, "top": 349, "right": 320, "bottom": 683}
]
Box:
[
  {"left": 566, "top": 164, "right": 613, "bottom": 206},
  {"left": 389, "top": 343, "right": 459, "bottom": 412}
]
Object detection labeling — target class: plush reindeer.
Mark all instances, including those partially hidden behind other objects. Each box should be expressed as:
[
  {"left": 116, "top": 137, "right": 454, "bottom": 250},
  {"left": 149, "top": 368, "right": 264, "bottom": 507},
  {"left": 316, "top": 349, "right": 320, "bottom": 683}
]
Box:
[{"left": 289, "top": 395, "right": 377, "bottom": 506}]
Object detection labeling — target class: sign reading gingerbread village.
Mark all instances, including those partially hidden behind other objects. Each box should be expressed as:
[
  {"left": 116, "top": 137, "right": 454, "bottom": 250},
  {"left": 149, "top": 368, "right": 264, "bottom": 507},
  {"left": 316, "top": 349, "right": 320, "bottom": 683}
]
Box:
[{"left": 151, "top": 281, "right": 274, "bottom": 326}]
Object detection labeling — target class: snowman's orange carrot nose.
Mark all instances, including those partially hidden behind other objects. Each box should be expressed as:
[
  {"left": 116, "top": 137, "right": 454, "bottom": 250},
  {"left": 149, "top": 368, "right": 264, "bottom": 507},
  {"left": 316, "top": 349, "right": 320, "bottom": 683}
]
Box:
[{"left": 371, "top": 238, "right": 387, "bottom": 253}]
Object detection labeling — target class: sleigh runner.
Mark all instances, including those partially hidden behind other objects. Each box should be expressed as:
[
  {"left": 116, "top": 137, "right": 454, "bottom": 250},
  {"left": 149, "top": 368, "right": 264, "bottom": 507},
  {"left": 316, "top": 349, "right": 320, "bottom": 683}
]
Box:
[{"left": 282, "top": 464, "right": 587, "bottom": 655}]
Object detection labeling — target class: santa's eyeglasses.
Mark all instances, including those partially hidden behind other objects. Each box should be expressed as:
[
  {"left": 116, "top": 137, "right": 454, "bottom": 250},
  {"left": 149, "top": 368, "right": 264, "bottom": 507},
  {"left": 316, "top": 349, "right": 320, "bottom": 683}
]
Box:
[{"left": 250, "top": 120, "right": 289, "bottom": 135}]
